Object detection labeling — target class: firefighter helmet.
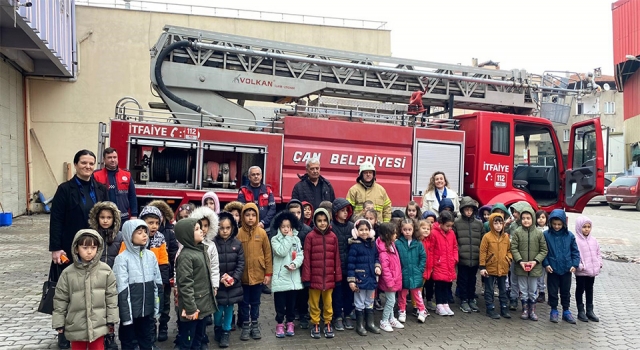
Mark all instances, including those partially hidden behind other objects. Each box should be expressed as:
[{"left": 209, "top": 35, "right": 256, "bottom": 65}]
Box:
[{"left": 359, "top": 161, "right": 376, "bottom": 174}]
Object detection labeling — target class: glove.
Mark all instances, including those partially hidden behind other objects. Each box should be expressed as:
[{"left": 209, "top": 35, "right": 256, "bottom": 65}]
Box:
[
  {"left": 302, "top": 282, "right": 310, "bottom": 288},
  {"left": 107, "top": 323, "right": 115, "bottom": 334}
]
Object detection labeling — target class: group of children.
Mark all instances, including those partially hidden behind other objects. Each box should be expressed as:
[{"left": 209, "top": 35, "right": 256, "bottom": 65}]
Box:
[{"left": 51, "top": 191, "right": 604, "bottom": 350}]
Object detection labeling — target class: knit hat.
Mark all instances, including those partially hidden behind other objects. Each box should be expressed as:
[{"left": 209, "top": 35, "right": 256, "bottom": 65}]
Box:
[
  {"left": 351, "top": 218, "right": 375, "bottom": 239},
  {"left": 391, "top": 210, "right": 405, "bottom": 219},
  {"left": 140, "top": 205, "right": 163, "bottom": 223},
  {"left": 422, "top": 210, "right": 437, "bottom": 220}
]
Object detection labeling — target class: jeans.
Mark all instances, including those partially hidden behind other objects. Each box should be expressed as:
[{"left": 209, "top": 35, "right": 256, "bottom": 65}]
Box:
[
  {"left": 214, "top": 305, "right": 235, "bottom": 331},
  {"left": 308, "top": 288, "right": 333, "bottom": 325},
  {"left": 434, "top": 281, "right": 453, "bottom": 305},
  {"left": 484, "top": 275, "right": 508, "bottom": 309},
  {"left": 399, "top": 288, "right": 425, "bottom": 311},
  {"left": 518, "top": 276, "right": 539, "bottom": 302},
  {"left": 537, "top": 269, "right": 547, "bottom": 292},
  {"left": 178, "top": 319, "right": 205, "bottom": 350},
  {"left": 274, "top": 290, "right": 297, "bottom": 323},
  {"left": 241, "top": 284, "right": 263, "bottom": 323},
  {"left": 509, "top": 263, "right": 520, "bottom": 299},
  {"left": 457, "top": 265, "right": 479, "bottom": 301},
  {"left": 547, "top": 272, "right": 572, "bottom": 311},
  {"left": 332, "top": 282, "right": 354, "bottom": 319},
  {"left": 382, "top": 292, "right": 397, "bottom": 322},
  {"left": 119, "top": 315, "right": 155, "bottom": 350},
  {"left": 353, "top": 289, "right": 375, "bottom": 311},
  {"left": 575, "top": 276, "right": 595, "bottom": 306}
]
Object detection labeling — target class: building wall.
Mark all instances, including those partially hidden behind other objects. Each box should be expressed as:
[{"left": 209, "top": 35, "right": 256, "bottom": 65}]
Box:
[
  {"left": 0, "top": 61, "right": 26, "bottom": 216},
  {"left": 27, "top": 6, "right": 391, "bottom": 198}
]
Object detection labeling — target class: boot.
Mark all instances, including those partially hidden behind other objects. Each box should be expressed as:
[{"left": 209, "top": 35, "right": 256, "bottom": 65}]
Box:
[
  {"left": 487, "top": 307, "right": 500, "bottom": 319},
  {"left": 536, "top": 292, "right": 546, "bottom": 303},
  {"left": 158, "top": 322, "right": 169, "bottom": 342},
  {"left": 500, "top": 306, "right": 511, "bottom": 319},
  {"left": 586, "top": 304, "right": 599, "bottom": 322},
  {"left": 57, "top": 332, "right": 71, "bottom": 349},
  {"left": 213, "top": 326, "right": 222, "bottom": 342},
  {"left": 577, "top": 303, "right": 588, "bottom": 322},
  {"left": 219, "top": 331, "right": 230, "bottom": 348},
  {"left": 509, "top": 298, "right": 518, "bottom": 311},
  {"left": 250, "top": 321, "right": 262, "bottom": 339},
  {"left": 355, "top": 310, "right": 367, "bottom": 336},
  {"left": 240, "top": 322, "right": 251, "bottom": 341},
  {"left": 364, "top": 309, "right": 381, "bottom": 334},
  {"left": 528, "top": 301, "right": 538, "bottom": 321},
  {"left": 520, "top": 300, "right": 529, "bottom": 320}
]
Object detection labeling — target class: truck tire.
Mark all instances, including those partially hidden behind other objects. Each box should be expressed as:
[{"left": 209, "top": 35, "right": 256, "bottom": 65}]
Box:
[{"left": 609, "top": 203, "right": 621, "bottom": 210}]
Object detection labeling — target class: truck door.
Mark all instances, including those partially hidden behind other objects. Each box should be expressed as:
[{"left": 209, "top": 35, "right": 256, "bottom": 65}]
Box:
[{"left": 564, "top": 119, "right": 605, "bottom": 212}]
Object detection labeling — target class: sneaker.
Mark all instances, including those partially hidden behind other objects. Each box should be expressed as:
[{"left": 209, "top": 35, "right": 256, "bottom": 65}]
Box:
[
  {"left": 240, "top": 322, "right": 251, "bottom": 341},
  {"left": 444, "top": 304, "right": 455, "bottom": 316},
  {"left": 323, "top": 323, "right": 335, "bottom": 338},
  {"left": 459, "top": 301, "right": 471, "bottom": 313},
  {"left": 374, "top": 298, "right": 384, "bottom": 311},
  {"left": 379, "top": 321, "right": 393, "bottom": 332},
  {"left": 412, "top": 308, "right": 420, "bottom": 317},
  {"left": 389, "top": 317, "right": 404, "bottom": 329},
  {"left": 275, "top": 323, "right": 285, "bottom": 338},
  {"left": 285, "top": 322, "right": 295, "bottom": 336},
  {"left": 417, "top": 310, "right": 428, "bottom": 323},
  {"left": 250, "top": 322, "right": 262, "bottom": 340},
  {"left": 487, "top": 308, "right": 500, "bottom": 319},
  {"left": 562, "top": 310, "right": 576, "bottom": 324},
  {"left": 436, "top": 304, "right": 448, "bottom": 316},
  {"left": 468, "top": 299, "right": 479, "bottom": 312},
  {"left": 333, "top": 318, "right": 345, "bottom": 331},
  {"left": 509, "top": 298, "right": 518, "bottom": 311},
  {"left": 426, "top": 301, "right": 436, "bottom": 311},
  {"left": 550, "top": 309, "right": 559, "bottom": 323},
  {"left": 398, "top": 310, "right": 407, "bottom": 323},
  {"left": 299, "top": 317, "right": 310, "bottom": 329},
  {"left": 500, "top": 307, "right": 512, "bottom": 319},
  {"left": 343, "top": 316, "right": 354, "bottom": 330},
  {"left": 310, "top": 324, "right": 321, "bottom": 339}
]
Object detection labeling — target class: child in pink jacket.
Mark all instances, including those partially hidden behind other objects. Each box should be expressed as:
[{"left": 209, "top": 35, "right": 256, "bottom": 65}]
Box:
[
  {"left": 574, "top": 215, "right": 602, "bottom": 322},
  {"left": 375, "top": 223, "right": 404, "bottom": 332}
]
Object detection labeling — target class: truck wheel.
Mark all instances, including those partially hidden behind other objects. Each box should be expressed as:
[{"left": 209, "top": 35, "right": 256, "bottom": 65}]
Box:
[{"left": 609, "top": 203, "right": 621, "bottom": 210}]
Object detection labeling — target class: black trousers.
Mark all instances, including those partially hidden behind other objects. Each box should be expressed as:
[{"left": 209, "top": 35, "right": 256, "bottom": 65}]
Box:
[
  {"left": 274, "top": 290, "right": 298, "bottom": 323},
  {"left": 178, "top": 319, "right": 205, "bottom": 350},
  {"left": 423, "top": 279, "right": 435, "bottom": 301},
  {"left": 457, "top": 265, "right": 479, "bottom": 301},
  {"left": 160, "top": 283, "right": 171, "bottom": 324},
  {"left": 332, "top": 282, "right": 354, "bottom": 319},
  {"left": 119, "top": 315, "right": 156, "bottom": 350},
  {"left": 484, "top": 275, "right": 508, "bottom": 309},
  {"left": 575, "top": 276, "right": 595, "bottom": 306},
  {"left": 434, "top": 281, "right": 453, "bottom": 304},
  {"left": 547, "top": 272, "right": 572, "bottom": 310},
  {"left": 296, "top": 286, "right": 310, "bottom": 318}
]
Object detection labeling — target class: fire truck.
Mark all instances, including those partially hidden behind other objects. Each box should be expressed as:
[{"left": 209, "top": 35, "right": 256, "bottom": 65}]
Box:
[{"left": 98, "top": 25, "right": 604, "bottom": 214}]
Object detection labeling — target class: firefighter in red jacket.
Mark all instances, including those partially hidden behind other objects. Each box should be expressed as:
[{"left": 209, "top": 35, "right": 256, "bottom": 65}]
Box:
[
  {"left": 93, "top": 148, "right": 138, "bottom": 224},
  {"left": 237, "top": 166, "right": 276, "bottom": 234}
]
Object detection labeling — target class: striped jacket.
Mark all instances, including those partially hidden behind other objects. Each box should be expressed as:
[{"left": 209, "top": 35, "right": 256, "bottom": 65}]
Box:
[
  {"left": 113, "top": 220, "right": 163, "bottom": 326},
  {"left": 346, "top": 181, "right": 392, "bottom": 222}
]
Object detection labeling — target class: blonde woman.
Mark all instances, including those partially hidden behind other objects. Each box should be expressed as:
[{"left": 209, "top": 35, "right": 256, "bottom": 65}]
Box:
[{"left": 421, "top": 171, "right": 460, "bottom": 216}]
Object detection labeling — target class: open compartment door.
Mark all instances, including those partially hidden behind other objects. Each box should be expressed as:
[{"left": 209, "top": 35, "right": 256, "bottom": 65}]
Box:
[{"left": 564, "top": 119, "right": 605, "bottom": 212}]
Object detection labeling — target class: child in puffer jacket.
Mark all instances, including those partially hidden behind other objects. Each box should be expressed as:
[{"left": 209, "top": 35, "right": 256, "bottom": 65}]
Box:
[
  {"left": 376, "top": 222, "right": 404, "bottom": 332},
  {"left": 573, "top": 215, "right": 602, "bottom": 323},
  {"left": 427, "top": 211, "right": 458, "bottom": 317},
  {"left": 88, "top": 201, "right": 123, "bottom": 268},
  {"left": 331, "top": 198, "right": 355, "bottom": 332}
]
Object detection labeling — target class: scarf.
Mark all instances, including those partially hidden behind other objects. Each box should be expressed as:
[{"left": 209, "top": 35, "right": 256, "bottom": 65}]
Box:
[
  {"left": 75, "top": 176, "right": 97, "bottom": 205},
  {"left": 435, "top": 187, "right": 447, "bottom": 204}
]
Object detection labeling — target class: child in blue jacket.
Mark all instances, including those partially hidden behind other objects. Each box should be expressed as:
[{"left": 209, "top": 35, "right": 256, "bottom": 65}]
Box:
[{"left": 543, "top": 209, "right": 581, "bottom": 324}]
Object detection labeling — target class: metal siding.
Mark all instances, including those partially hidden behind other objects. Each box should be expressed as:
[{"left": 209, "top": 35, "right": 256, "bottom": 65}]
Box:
[
  {"left": 0, "top": 61, "right": 26, "bottom": 216},
  {"left": 613, "top": 0, "right": 640, "bottom": 65},
  {"left": 624, "top": 72, "right": 640, "bottom": 120}
]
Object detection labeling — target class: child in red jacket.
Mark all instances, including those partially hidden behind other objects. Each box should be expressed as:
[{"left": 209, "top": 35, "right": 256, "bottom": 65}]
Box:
[
  {"left": 302, "top": 208, "right": 342, "bottom": 339},
  {"left": 427, "top": 211, "right": 459, "bottom": 316}
]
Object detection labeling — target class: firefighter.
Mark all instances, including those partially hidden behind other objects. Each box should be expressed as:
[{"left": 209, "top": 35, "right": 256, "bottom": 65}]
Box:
[
  {"left": 346, "top": 162, "right": 392, "bottom": 223},
  {"left": 94, "top": 147, "right": 138, "bottom": 226}
]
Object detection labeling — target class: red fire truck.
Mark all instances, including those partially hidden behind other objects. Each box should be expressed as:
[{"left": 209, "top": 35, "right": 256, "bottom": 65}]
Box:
[{"left": 98, "top": 25, "right": 604, "bottom": 214}]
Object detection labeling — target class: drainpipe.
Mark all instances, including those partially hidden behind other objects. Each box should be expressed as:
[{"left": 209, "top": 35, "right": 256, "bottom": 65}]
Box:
[{"left": 23, "top": 76, "right": 31, "bottom": 215}]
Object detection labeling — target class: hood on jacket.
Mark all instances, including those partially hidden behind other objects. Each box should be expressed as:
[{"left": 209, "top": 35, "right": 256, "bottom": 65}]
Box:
[
  {"left": 202, "top": 191, "right": 220, "bottom": 214},
  {"left": 175, "top": 218, "right": 201, "bottom": 250},
  {"left": 332, "top": 198, "right": 353, "bottom": 221},
  {"left": 287, "top": 199, "right": 303, "bottom": 210},
  {"left": 477, "top": 204, "right": 492, "bottom": 222},
  {"left": 301, "top": 201, "right": 313, "bottom": 226},
  {"left": 223, "top": 200, "right": 243, "bottom": 214},
  {"left": 273, "top": 211, "right": 299, "bottom": 236},
  {"left": 518, "top": 205, "right": 536, "bottom": 229},
  {"left": 217, "top": 211, "right": 239, "bottom": 239},
  {"left": 88, "top": 201, "right": 121, "bottom": 244},
  {"left": 548, "top": 209, "right": 568, "bottom": 233},
  {"left": 71, "top": 229, "right": 105, "bottom": 267},
  {"left": 488, "top": 213, "right": 506, "bottom": 236},
  {"left": 190, "top": 206, "right": 219, "bottom": 240},
  {"left": 313, "top": 208, "right": 331, "bottom": 234},
  {"left": 422, "top": 210, "right": 437, "bottom": 220},
  {"left": 439, "top": 198, "right": 455, "bottom": 213},
  {"left": 240, "top": 203, "right": 260, "bottom": 232},
  {"left": 140, "top": 205, "right": 163, "bottom": 223},
  {"left": 459, "top": 196, "right": 479, "bottom": 218},
  {"left": 574, "top": 215, "right": 593, "bottom": 239},
  {"left": 148, "top": 200, "right": 174, "bottom": 223},
  {"left": 351, "top": 218, "right": 375, "bottom": 239},
  {"left": 509, "top": 201, "right": 531, "bottom": 216},
  {"left": 121, "top": 219, "right": 149, "bottom": 255},
  {"left": 491, "top": 203, "right": 509, "bottom": 215}
]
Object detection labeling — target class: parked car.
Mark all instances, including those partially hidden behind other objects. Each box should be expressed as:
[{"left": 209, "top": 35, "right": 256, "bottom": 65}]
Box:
[
  {"left": 605, "top": 175, "right": 640, "bottom": 211},
  {"left": 588, "top": 177, "right": 612, "bottom": 205}
]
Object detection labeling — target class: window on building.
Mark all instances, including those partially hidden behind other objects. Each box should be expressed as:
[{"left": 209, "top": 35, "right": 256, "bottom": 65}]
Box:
[
  {"left": 604, "top": 101, "right": 615, "bottom": 114},
  {"left": 563, "top": 129, "right": 570, "bottom": 142},
  {"left": 577, "top": 102, "right": 584, "bottom": 115},
  {"left": 491, "top": 122, "right": 510, "bottom": 155}
]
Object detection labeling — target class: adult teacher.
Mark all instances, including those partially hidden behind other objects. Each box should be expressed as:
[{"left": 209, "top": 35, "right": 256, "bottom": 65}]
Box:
[
  {"left": 421, "top": 171, "right": 460, "bottom": 216},
  {"left": 50, "top": 149, "right": 109, "bottom": 265}
]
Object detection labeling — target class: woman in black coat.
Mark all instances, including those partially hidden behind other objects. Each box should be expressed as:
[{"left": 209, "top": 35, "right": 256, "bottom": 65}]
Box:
[{"left": 49, "top": 150, "right": 109, "bottom": 265}]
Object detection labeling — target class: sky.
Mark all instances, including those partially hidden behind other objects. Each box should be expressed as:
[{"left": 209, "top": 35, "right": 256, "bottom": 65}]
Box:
[{"left": 124, "top": 0, "right": 618, "bottom": 76}]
